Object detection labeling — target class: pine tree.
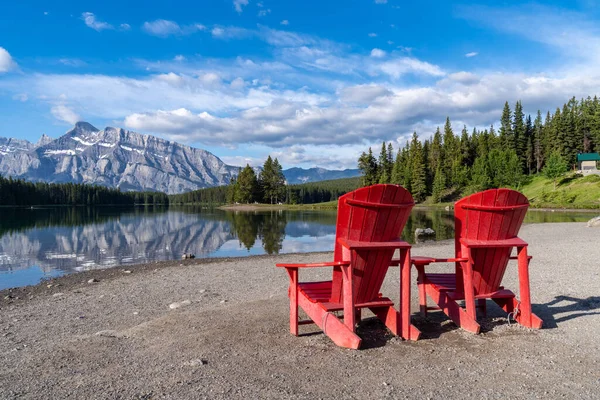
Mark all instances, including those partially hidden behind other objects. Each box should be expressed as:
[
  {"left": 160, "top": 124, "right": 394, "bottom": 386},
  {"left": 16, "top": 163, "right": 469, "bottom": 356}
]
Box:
[
  {"left": 259, "top": 156, "right": 274, "bottom": 203},
  {"left": 524, "top": 114, "right": 533, "bottom": 174},
  {"left": 431, "top": 165, "right": 445, "bottom": 203},
  {"left": 533, "top": 110, "right": 544, "bottom": 173},
  {"left": 378, "top": 142, "right": 391, "bottom": 183},
  {"left": 543, "top": 152, "right": 568, "bottom": 191},
  {"left": 358, "top": 147, "right": 378, "bottom": 186},
  {"left": 235, "top": 164, "right": 258, "bottom": 203},
  {"left": 443, "top": 117, "right": 456, "bottom": 186},
  {"left": 513, "top": 101, "right": 526, "bottom": 170},
  {"left": 469, "top": 156, "right": 491, "bottom": 193},
  {"left": 429, "top": 127, "right": 443, "bottom": 172},
  {"left": 387, "top": 142, "right": 394, "bottom": 179},
  {"left": 410, "top": 133, "right": 427, "bottom": 202},
  {"left": 499, "top": 101, "right": 514, "bottom": 151},
  {"left": 390, "top": 149, "right": 403, "bottom": 185},
  {"left": 271, "top": 158, "right": 286, "bottom": 203}
]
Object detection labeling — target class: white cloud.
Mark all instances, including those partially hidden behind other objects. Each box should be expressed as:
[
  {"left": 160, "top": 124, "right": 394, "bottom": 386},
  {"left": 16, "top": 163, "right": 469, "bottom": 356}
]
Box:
[
  {"left": 120, "top": 23, "right": 131, "bottom": 31},
  {"left": 258, "top": 9, "right": 271, "bottom": 17},
  {"left": 368, "top": 33, "right": 377, "bottom": 37},
  {"left": 220, "top": 155, "right": 264, "bottom": 167},
  {"left": 174, "top": 55, "right": 186, "bottom": 62},
  {"left": 281, "top": 20, "right": 289, "bottom": 25},
  {"left": 446, "top": 71, "right": 480, "bottom": 85},
  {"left": 58, "top": 58, "right": 86, "bottom": 67},
  {"left": 230, "top": 77, "right": 246, "bottom": 90},
  {"left": 465, "top": 52, "right": 478, "bottom": 58},
  {"left": 200, "top": 72, "right": 222, "bottom": 87},
  {"left": 375, "top": 0, "right": 388, "bottom": 3},
  {"left": 376, "top": 57, "right": 445, "bottom": 78},
  {"left": 143, "top": 20, "right": 180, "bottom": 36},
  {"left": 339, "top": 84, "right": 392, "bottom": 104},
  {"left": 81, "top": 12, "right": 113, "bottom": 31},
  {"left": 5, "top": 11, "right": 600, "bottom": 169},
  {"left": 211, "top": 26, "right": 253, "bottom": 40},
  {"left": 370, "top": 48, "right": 386, "bottom": 58},
  {"left": 234, "top": 0, "right": 249, "bottom": 13},
  {"left": 12, "top": 93, "right": 28, "bottom": 102},
  {"left": 142, "top": 20, "right": 205, "bottom": 37},
  {"left": 0, "top": 47, "right": 17, "bottom": 73},
  {"left": 51, "top": 105, "right": 80, "bottom": 124}
]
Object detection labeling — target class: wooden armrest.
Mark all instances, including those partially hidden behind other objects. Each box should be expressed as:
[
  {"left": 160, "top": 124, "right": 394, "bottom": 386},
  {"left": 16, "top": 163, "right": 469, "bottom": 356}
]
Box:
[
  {"left": 460, "top": 237, "right": 528, "bottom": 248},
  {"left": 411, "top": 256, "right": 468, "bottom": 266},
  {"left": 338, "top": 237, "right": 411, "bottom": 250},
  {"left": 276, "top": 261, "right": 350, "bottom": 268}
]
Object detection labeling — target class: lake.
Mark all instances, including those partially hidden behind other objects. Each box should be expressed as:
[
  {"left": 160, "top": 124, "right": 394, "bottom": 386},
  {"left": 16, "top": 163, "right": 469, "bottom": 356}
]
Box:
[{"left": 0, "top": 206, "right": 595, "bottom": 290}]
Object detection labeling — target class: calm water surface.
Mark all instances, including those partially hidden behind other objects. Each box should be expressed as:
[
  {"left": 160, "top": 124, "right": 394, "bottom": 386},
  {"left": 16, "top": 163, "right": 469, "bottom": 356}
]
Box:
[{"left": 0, "top": 206, "right": 594, "bottom": 290}]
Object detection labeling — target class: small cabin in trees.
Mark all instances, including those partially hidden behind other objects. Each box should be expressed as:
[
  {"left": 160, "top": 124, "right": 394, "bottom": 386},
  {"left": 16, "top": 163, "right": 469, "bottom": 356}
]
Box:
[{"left": 577, "top": 153, "right": 600, "bottom": 175}]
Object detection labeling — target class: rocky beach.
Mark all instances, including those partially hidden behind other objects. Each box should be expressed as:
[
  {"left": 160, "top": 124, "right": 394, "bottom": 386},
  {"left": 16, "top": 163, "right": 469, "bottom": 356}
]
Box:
[{"left": 1, "top": 222, "right": 599, "bottom": 399}]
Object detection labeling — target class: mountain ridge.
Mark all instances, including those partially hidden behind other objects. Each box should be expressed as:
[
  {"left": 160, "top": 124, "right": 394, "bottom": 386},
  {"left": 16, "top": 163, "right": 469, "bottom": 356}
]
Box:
[{"left": 0, "top": 122, "right": 360, "bottom": 194}]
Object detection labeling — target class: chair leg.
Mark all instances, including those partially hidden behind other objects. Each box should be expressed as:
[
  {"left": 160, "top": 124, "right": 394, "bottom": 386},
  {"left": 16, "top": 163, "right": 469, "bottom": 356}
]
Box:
[
  {"left": 287, "top": 269, "right": 299, "bottom": 336},
  {"left": 400, "top": 248, "right": 421, "bottom": 340},
  {"left": 298, "top": 294, "right": 362, "bottom": 349},
  {"left": 492, "top": 297, "right": 543, "bottom": 329},
  {"left": 416, "top": 265, "right": 428, "bottom": 317},
  {"left": 515, "top": 246, "right": 543, "bottom": 329},
  {"left": 461, "top": 245, "right": 477, "bottom": 321},
  {"left": 426, "top": 285, "right": 480, "bottom": 334}
]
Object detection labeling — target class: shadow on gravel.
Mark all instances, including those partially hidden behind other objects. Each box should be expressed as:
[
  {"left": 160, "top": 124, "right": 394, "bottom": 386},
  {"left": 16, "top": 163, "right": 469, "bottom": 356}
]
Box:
[{"left": 532, "top": 295, "right": 600, "bottom": 329}]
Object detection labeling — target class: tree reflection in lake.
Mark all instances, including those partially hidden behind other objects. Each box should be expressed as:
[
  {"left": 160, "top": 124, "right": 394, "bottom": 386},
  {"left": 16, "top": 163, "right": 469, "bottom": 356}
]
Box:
[{"left": 0, "top": 206, "right": 592, "bottom": 289}]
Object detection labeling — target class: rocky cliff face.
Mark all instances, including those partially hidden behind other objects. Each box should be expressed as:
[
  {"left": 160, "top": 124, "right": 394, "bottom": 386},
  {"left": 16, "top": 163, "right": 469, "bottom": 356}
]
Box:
[
  {"left": 0, "top": 122, "right": 239, "bottom": 194},
  {"left": 0, "top": 122, "right": 360, "bottom": 194}
]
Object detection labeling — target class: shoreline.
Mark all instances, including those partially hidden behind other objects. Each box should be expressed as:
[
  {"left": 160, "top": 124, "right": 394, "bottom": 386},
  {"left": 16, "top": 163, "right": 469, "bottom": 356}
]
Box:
[
  {"left": 1, "top": 223, "right": 599, "bottom": 398},
  {"left": 1, "top": 238, "right": 452, "bottom": 302},
  {"left": 218, "top": 203, "right": 600, "bottom": 212}
]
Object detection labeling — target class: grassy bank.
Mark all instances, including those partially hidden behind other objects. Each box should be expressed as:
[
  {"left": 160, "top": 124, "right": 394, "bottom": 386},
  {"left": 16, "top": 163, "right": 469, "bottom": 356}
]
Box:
[
  {"left": 521, "top": 173, "right": 600, "bottom": 209},
  {"left": 216, "top": 173, "right": 600, "bottom": 211}
]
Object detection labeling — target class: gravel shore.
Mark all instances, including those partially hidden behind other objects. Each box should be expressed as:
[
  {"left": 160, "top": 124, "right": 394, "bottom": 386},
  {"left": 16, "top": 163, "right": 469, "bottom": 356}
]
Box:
[{"left": 1, "top": 222, "right": 599, "bottom": 399}]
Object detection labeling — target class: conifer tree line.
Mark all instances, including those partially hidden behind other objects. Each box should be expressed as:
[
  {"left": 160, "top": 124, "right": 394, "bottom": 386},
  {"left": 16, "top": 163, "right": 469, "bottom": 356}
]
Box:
[
  {"left": 225, "top": 155, "right": 286, "bottom": 204},
  {"left": 0, "top": 175, "right": 169, "bottom": 206},
  {"left": 358, "top": 96, "right": 600, "bottom": 202}
]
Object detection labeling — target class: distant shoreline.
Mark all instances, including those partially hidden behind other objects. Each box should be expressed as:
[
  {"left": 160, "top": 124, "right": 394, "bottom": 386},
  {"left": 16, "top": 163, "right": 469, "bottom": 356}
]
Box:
[{"left": 217, "top": 202, "right": 600, "bottom": 213}]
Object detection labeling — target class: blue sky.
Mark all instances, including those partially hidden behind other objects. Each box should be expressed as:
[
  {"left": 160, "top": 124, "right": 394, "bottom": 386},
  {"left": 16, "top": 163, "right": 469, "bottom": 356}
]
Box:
[{"left": 1, "top": 0, "right": 600, "bottom": 168}]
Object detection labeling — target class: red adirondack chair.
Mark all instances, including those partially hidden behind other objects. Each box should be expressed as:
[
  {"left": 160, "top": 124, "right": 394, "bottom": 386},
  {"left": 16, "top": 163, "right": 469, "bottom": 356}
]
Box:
[
  {"left": 412, "top": 188, "right": 543, "bottom": 333},
  {"left": 276, "top": 184, "right": 421, "bottom": 349}
]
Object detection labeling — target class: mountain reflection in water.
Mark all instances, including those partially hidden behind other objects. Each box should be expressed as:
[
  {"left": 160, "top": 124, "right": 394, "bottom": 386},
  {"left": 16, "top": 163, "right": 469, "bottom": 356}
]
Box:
[{"left": 0, "top": 206, "right": 593, "bottom": 289}]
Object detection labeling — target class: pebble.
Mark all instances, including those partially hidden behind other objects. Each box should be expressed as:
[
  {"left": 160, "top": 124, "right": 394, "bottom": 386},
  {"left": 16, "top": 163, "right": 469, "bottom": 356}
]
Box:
[
  {"left": 184, "top": 359, "right": 207, "bottom": 367},
  {"left": 95, "top": 330, "right": 126, "bottom": 338},
  {"left": 220, "top": 300, "right": 227, "bottom": 304},
  {"left": 52, "top": 293, "right": 64, "bottom": 297},
  {"left": 133, "top": 311, "right": 139, "bottom": 315},
  {"left": 169, "top": 300, "right": 192, "bottom": 309},
  {"left": 122, "top": 270, "right": 132, "bottom": 274},
  {"left": 199, "top": 289, "right": 206, "bottom": 294},
  {"left": 88, "top": 278, "right": 99, "bottom": 284}
]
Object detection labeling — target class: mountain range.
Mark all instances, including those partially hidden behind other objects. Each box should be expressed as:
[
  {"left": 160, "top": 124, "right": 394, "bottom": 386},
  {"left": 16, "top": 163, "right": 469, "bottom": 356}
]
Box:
[{"left": 0, "top": 122, "right": 359, "bottom": 194}]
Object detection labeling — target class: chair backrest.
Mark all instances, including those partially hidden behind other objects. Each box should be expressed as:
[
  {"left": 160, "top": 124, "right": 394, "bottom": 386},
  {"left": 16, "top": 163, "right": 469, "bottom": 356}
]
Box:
[
  {"left": 329, "top": 184, "right": 414, "bottom": 303},
  {"left": 454, "top": 188, "right": 529, "bottom": 295}
]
